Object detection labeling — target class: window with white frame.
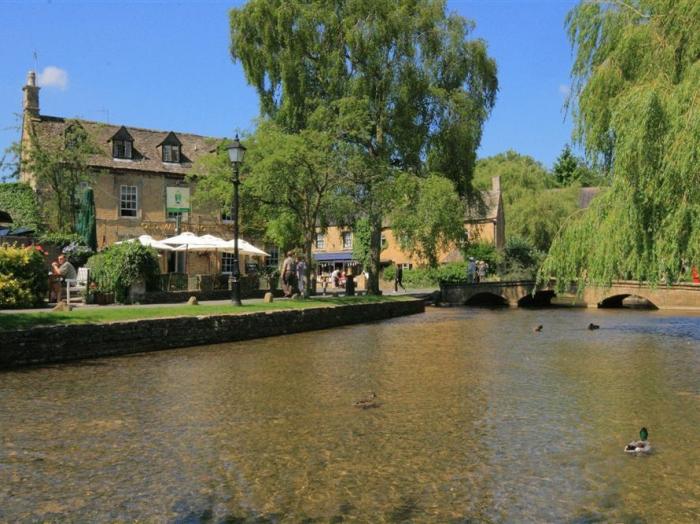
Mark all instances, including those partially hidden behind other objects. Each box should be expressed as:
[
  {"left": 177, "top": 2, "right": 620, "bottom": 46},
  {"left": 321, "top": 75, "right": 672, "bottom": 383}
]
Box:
[
  {"left": 342, "top": 231, "right": 352, "bottom": 249},
  {"left": 120, "top": 185, "right": 138, "bottom": 217},
  {"left": 221, "top": 252, "right": 236, "bottom": 274},
  {"left": 381, "top": 233, "right": 388, "bottom": 249},
  {"left": 315, "top": 233, "right": 325, "bottom": 249}
]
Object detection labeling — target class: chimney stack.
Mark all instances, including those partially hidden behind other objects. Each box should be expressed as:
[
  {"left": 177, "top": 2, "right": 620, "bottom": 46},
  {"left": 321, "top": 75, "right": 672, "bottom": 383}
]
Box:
[
  {"left": 491, "top": 175, "right": 501, "bottom": 193},
  {"left": 22, "top": 71, "right": 40, "bottom": 116}
]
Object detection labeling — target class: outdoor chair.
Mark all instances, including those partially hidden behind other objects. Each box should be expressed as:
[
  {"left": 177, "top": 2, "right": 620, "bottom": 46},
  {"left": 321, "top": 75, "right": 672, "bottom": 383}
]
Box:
[{"left": 66, "top": 267, "right": 89, "bottom": 304}]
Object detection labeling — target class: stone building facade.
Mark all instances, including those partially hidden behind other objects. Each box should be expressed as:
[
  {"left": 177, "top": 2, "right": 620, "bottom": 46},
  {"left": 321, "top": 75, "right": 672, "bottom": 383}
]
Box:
[
  {"left": 312, "top": 176, "right": 505, "bottom": 274},
  {"left": 18, "top": 71, "right": 260, "bottom": 275}
]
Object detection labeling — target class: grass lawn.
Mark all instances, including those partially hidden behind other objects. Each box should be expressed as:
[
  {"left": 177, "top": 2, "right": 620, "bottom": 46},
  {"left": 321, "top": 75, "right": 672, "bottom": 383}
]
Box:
[{"left": 0, "top": 296, "right": 413, "bottom": 331}]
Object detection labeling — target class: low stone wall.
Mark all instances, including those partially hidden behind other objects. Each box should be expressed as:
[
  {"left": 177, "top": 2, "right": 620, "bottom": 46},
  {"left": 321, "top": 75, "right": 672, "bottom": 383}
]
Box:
[{"left": 1, "top": 299, "right": 425, "bottom": 369}]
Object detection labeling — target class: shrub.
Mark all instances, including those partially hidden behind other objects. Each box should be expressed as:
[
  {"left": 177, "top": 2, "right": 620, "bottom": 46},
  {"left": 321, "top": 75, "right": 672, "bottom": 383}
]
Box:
[
  {"left": 61, "top": 241, "right": 94, "bottom": 267},
  {"left": 501, "top": 236, "right": 544, "bottom": 280},
  {"left": 0, "top": 245, "right": 48, "bottom": 308},
  {"left": 383, "top": 262, "right": 474, "bottom": 287},
  {"left": 87, "top": 242, "right": 161, "bottom": 303},
  {"left": 37, "top": 232, "right": 83, "bottom": 248},
  {"left": 464, "top": 241, "right": 501, "bottom": 268},
  {"left": 37, "top": 233, "right": 94, "bottom": 267}
]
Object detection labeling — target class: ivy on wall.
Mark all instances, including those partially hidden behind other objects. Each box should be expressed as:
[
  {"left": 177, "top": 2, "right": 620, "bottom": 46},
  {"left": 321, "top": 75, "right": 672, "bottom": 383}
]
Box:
[{"left": 0, "top": 183, "right": 42, "bottom": 232}]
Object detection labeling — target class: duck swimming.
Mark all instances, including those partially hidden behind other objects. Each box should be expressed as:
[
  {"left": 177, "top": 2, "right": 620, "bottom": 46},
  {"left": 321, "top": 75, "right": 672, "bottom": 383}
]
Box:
[
  {"left": 588, "top": 323, "right": 600, "bottom": 330},
  {"left": 625, "top": 427, "right": 651, "bottom": 454},
  {"left": 533, "top": 325, "right": 543, "bottom": 333},
  {"left": 354, "top": 392, "right": 380, "bottom": 409}
]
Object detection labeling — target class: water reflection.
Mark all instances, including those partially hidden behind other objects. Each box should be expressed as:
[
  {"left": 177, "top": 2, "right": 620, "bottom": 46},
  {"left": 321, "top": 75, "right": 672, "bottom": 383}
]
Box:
[{"left": 1, "top": 308, "right": 699, "bottom": 522}]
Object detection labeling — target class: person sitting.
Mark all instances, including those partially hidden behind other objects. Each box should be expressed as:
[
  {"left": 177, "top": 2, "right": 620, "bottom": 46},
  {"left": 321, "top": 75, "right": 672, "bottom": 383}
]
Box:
[{"left": 50, "top": 254, "right": 77, "bottom": 302}]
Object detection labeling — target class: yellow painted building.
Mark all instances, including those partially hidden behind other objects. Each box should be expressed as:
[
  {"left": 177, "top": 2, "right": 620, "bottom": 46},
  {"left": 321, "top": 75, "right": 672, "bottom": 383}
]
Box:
[
  {"left": 312, "top": 176, "right": 504, "bottom": 272},
  {"left": 18, "top": 71, "right": 264, "bottom": 275}
]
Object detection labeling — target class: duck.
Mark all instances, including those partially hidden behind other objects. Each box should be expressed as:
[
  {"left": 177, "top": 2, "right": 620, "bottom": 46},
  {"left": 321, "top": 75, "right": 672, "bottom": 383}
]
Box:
[
  {"left": 533, "top": 325, "right": 543, "bottom": 333},
  {"left": 353, "top": 392, "right": 380, "bottom": 409},
  {"left": 625, "top": 427, "right": 651, "bottom": 454},
  {"left": 588, "top": 323, "right": 600, "bottom": 330}
]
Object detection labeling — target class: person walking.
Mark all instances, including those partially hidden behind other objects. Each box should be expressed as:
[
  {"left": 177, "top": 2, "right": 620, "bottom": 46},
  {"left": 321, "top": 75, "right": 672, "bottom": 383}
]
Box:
[
  {"left": 296, "top": 256, "right": 306, "bottom": 294},
  {"left": 281, "top": 251, "right": 296, "bottom": 297},
  {"left": 477, "top": 260, "right": 488, "bottom": 282},
  {"left": 394, "top": 263, "right": 405, "bottom": 292},
  {"left": 467, "top": 257, "right": 476, "bottom": 284}
]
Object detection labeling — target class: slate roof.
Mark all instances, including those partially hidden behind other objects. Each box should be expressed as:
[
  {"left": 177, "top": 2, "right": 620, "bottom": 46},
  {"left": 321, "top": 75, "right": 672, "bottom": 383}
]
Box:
[{"left": 27, "top": 115, "right": 223, "bottom": 177}]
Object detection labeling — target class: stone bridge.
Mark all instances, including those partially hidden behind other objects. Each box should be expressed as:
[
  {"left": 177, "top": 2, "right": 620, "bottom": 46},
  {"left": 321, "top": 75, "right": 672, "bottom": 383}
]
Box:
[{"left": 440, "top": 280, "right": 700, "bottom": 310}]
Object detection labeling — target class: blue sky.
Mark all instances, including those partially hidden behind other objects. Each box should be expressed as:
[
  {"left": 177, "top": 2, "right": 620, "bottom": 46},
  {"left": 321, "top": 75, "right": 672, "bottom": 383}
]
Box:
[{"left": 0, "top": 0, "right": 578, "bottom": 170}]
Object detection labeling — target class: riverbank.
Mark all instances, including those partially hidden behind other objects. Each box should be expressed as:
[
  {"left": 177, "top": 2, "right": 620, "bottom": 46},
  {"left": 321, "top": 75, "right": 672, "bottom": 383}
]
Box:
[{"left": 0, "top": 296, "right": 425, "bottom": 368}]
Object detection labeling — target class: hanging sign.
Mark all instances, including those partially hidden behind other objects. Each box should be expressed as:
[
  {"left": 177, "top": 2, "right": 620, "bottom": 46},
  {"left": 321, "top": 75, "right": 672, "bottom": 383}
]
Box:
[{"left": 166, "top": 187, "right": 190, "bottom": 212}]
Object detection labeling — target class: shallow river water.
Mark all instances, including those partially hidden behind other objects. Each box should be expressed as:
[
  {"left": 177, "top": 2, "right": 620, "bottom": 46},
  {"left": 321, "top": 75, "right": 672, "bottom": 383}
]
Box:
[{"left": 1, "top": 307, "right": 699, "bottom": 523}]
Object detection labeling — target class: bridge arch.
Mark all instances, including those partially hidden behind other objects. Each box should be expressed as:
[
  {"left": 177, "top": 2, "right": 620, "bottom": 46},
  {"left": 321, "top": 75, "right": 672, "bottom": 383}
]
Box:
[
  {"left": 517, "top": 290, "right": 556, "bottom": 308},
  {"left": 597, "top": 293, "right": 658, "bottom": 310},
  {"left": 465, "top": 292, "right": 509, "bottom": 307}
]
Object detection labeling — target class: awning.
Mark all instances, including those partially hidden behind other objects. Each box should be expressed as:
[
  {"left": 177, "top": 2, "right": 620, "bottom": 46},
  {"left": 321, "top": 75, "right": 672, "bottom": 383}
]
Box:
[{"left": 314, "top": 251, "right": 354, "bottom": 262}]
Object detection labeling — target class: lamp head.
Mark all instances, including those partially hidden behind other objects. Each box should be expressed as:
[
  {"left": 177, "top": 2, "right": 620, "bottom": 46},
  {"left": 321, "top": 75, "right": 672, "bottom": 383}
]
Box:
[{"left": 226, "top": 135, "right": 246, "bottom": 165}]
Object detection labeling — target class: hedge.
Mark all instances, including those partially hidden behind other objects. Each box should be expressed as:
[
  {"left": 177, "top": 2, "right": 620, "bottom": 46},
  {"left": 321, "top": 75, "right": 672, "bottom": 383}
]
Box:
[
  {"left": 86, "top": 242, "right": 161, "bottom": 303},
  {"left": 0, "top": 245, "right": 48, "bottom": 308},
  {"left": 0, "top": 182, "right": 42, "bottom": 231}
]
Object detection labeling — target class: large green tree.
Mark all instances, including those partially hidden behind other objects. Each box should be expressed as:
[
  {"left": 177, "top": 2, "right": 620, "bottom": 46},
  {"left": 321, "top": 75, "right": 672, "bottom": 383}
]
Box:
[
  {"left": 542, "top": 0, "right": 700, "bottom": 289},
  {"left": 230, "top": 0, "right": 497, "bottom": 293},
  {"left": 244, "top": 123, "right": 350, "bottom": 296},
  {"left": 188, "top": 140, "right": 268, "bottom": 242},
  {"left": 191, "top": 125, "right": 351, "bottom": 297},
  {"left": 390, "top": 174, "right": 466, "bottom": 268},
  {"left": 474, "top": 151, "right": 579, "bottom": 251},
  {"left": 552, "top": 144, "right": 605, "bottom": 187}
]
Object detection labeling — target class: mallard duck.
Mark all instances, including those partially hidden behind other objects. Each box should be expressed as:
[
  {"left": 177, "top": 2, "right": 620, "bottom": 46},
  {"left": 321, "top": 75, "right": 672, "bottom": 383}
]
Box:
[
  {"left": 353, "top": 392, "right": 379, "bottom": 409},
  {"left": 533, "top": 325, "right": 543, "bottom": 333},
  {"left": 588, "top": 323, "right": 600, "bottom": 330},
  {"left": 625, "top": 427, "right": 651, "bottom": 454}
]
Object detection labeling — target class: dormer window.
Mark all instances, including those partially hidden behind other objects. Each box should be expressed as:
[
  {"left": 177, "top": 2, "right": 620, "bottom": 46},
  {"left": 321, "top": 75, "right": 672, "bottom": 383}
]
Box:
[
  {"left": 110, "top": 126, "right": 134, "bottom": 160},
  {"left": 159, "top": 132, "right": 182, "bottom": 164},
  {"left": 113, "top": 140, "right": 132, "bottom": 159},
  {"left": 162, "top": 144, "right": 180, "bottom": 163}
]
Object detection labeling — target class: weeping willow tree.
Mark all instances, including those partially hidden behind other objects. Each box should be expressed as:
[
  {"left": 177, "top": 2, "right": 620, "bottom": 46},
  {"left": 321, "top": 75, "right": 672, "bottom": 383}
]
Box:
[{"left": 541, "top": 0, "right": 700, "bottom": 290}]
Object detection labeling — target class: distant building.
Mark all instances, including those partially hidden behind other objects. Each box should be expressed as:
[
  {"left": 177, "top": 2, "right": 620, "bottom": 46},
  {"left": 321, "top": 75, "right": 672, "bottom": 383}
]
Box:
[
  {"left": 18, "top": 71, "right": 265, "bottom": 274},
  {"left": 312, "top": 176, "right": 505, "bottom": 274}
]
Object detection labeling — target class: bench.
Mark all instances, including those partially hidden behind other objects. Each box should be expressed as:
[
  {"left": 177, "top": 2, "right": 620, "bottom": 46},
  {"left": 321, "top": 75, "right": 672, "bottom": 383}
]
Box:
[{"left": 66, "top": 267, "right": 89, "bottom": 304}]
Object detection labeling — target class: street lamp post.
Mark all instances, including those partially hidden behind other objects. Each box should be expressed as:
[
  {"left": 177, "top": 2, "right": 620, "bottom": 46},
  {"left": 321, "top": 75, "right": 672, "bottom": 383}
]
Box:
[{"left": 226, "top": 135, "right": 246, "bottom": 306}]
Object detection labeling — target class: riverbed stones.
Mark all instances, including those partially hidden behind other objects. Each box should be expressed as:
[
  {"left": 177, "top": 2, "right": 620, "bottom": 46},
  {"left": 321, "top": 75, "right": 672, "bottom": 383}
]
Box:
[
  {"left": 264, "top": 292, "right": 274, "bottom": 303},
  {"left": 187, "top": 296, "right": 199, "bottom": 306}
]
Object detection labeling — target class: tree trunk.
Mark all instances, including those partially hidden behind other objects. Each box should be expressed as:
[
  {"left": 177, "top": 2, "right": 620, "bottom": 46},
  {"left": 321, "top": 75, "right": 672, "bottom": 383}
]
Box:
[
  {"left": 304, "top": 237, "right": 313, "bottom": 299},
  {"left": 367, "top": 210, "right": 382, "bottom": 295}
]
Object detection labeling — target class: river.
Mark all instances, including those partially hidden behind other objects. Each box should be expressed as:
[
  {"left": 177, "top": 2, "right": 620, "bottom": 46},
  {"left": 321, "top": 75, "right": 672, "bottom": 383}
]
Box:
[{"left": 1, "top": 307, "right": 699, "bottom": 522}]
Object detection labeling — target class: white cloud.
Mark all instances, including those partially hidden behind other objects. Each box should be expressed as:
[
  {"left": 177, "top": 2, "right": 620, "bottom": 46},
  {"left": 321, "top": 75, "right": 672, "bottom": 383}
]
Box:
[
  {"left": 37, "top": 66, "right": 69, "bottom": 90},
  {"left": 558, "top": 84, "right": 571, "bottom": 97}
]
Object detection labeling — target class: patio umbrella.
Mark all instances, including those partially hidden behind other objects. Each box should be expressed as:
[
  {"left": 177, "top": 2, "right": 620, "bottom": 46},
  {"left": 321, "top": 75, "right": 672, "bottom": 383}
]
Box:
[
  {"left": 76, "top": 188, "right": 97, "bottom": 251},
  {"left": 160, "top": 232, "right": 222, "bottom": 251},
  {"left": 116, "top": 235, "right": 184, "bottom": 251}
]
